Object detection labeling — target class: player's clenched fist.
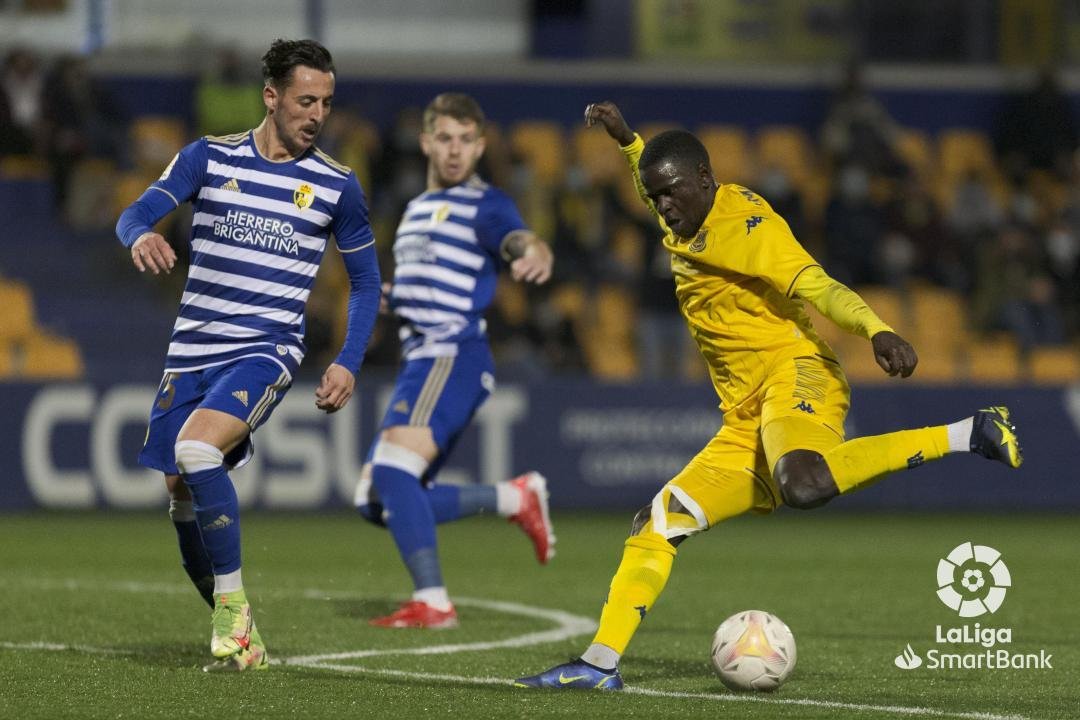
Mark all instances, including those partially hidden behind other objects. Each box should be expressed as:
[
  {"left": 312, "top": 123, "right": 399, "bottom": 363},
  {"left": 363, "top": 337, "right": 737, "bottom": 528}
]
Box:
[{"left": 584, "top": 101, "right": 636, "bottom": 146}]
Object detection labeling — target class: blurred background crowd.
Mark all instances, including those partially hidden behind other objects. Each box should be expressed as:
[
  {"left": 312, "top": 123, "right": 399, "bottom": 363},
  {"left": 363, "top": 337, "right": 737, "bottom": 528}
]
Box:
[{"left": 3, "top": 0, "right": 1080, "bottom": 386}]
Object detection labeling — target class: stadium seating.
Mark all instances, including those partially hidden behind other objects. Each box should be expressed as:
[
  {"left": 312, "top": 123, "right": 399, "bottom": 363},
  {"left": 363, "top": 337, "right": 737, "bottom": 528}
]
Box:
[
  {"left": 571, "top": 125, "right": 624, "bottom": 183},
  {"left": 0, "top": 280, "right": 36, "bottom": 344},
  {"left": 936, "top": 127, "right": 1008, "bottom": 207},
  {"left": 0, "top": 278, "right": 85, "bottom": 380},
  {"left": 20, "top": 333, "right": 84, "bottom": 379},
  {"left": 697, "top": 124, "right": 754, "bottom": 186},
  {"left": 908, "top": 285, "right": 966, "bottom": 383},
  {"left": 1028, "top": 346, "right": 1080, "bottom": 384},
  {"left": 894, "top": 128, "right": 934, "bottom": 182},
  {"left": 755, "top": 125, "right": 816, "bottom": 190},
  {"left": 509, "top": 120, "right": 566, "bottom": 185},
  {"left": 130, "top": 116, "right": 187, "bottom": 174},
  {"left": 965, "top": 334, "right": 1022, "bottom": 383}
]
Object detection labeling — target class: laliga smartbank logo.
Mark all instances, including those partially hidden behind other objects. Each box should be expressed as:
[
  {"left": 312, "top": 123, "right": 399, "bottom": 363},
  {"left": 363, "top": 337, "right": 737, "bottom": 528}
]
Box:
[
  {"left": 893, "top": 542, "right": 1053, "bottom": 672},
  {"left": 936, "top": 541, "right": 1010, "bottom": 617}
]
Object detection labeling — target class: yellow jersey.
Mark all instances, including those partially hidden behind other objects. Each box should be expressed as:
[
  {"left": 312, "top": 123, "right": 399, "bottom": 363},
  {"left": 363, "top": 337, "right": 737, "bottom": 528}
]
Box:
[{"left": 621, "top": 134, "right": 886, "bottom": 410}]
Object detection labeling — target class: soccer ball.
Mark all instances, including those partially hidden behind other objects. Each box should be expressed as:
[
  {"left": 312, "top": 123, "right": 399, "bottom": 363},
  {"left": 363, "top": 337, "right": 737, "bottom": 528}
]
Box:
[{"left": 710, "top": 610, "right": 797, "bottom": 691}]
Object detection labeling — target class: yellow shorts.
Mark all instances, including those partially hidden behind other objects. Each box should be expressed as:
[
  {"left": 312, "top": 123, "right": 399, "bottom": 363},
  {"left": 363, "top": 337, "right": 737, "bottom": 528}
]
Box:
[{"left": 667, "top": 354, "right": 850, "bottom": 525}]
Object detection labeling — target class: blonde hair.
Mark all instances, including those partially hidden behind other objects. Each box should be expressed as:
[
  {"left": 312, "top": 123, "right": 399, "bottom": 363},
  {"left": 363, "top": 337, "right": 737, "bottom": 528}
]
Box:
[{"left": 423, "top": 93, "right": 485, "bottom": 133}]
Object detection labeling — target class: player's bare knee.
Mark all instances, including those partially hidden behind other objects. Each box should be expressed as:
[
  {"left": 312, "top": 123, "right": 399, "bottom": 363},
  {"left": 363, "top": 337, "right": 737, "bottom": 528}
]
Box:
[{"left": 774, "top": 450, "right": 838, "bottom": 510}]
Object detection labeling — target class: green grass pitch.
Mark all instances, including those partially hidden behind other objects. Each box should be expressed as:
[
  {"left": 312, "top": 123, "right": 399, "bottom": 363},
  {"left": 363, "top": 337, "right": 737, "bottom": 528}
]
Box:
[{"left": 1, "top": 511, "right": 1076, "bottom": 719}]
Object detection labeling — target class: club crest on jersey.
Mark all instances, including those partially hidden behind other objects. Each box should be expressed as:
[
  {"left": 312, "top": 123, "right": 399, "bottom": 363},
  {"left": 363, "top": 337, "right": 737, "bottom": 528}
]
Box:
[
  {"left": 293, "top": 183, "right": 314, "bottom": 210},
  {"left": 430, "top": 203, "right": 451, "bottom": 225},
  {"left": 688, "top": 230, "right": 707, "bottom": 253}
]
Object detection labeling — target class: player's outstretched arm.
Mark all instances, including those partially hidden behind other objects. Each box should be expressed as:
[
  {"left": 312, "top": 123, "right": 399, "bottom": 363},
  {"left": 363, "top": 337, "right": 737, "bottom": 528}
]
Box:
[
  {"left": 871, "top": 330, "right": 918, "bottom": 378},
  {"left": 584, "top": 101, "right": 636, "bottom": 147},
  {"left": 502, "top": 230, "right": 553, "bottom": 284}
]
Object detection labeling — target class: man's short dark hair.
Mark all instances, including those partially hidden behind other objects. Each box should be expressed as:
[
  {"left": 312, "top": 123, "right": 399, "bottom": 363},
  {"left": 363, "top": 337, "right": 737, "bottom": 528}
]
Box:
[
  {"left": 423, "top": 92, "right": 486, "bottom": 133},
  {"left": 261, "top": 39, "right": 335, "bottom": 88},
  {"left": 640, "top": 129, "right": 711, "bottom": 173}
]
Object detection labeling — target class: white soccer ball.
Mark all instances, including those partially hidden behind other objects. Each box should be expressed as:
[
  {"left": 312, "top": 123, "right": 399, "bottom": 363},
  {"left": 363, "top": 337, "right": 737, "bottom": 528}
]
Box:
[{"left": 710, "top": 609, "right": 797, "bottom": 692}]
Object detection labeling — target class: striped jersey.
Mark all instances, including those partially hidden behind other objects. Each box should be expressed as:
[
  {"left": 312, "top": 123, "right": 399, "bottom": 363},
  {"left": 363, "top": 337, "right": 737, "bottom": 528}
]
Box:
[
  {"left": 390, "top": 176, "right": 526, "bottom": 360},
  {"left": 142, "top": 130, "right": 374, "bottom": 377}
]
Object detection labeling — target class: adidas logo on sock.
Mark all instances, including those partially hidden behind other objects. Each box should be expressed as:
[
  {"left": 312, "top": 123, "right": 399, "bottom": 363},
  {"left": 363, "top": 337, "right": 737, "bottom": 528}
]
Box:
[
  {"left": 232, "top": 390, "right": 249, "bottom": 407},
  {"left": 202, "top": 514, "right": 234, "bottom": 531},
  {"left": 220, "top": 178, "right": 241, "bottom": 192}
]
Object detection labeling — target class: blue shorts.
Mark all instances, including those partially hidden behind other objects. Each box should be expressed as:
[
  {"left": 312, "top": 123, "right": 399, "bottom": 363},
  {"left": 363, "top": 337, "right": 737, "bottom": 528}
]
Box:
[
  {"left": 372, "top": 342, "right": 495, "bottom": 475},
  {"left": 139, "top": 357, "right": 293, "bottom": 474}
]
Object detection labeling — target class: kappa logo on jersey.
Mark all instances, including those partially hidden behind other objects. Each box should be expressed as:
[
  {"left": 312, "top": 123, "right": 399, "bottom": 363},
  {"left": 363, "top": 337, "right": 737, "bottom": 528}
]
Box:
[
  {"left": 430, "top": 203, "right": 451, "bottom": 225},
  {"left": 293, "top": 183, "right": 314, "bottom": 210},
  {"left": 232, "top": 390, "right": 249, "bottom": 407},
  {"left": 792, "top": 400, "right": 815, "bottom": 414},
  {"left": 745, "top": 216, "right": 765, "bottom": 234},
  {"left": 688, "top": 230, "right": 707, "bottom": 253},
  {"left": 220, "top": 178, "right": 241, "bottom": 193}
]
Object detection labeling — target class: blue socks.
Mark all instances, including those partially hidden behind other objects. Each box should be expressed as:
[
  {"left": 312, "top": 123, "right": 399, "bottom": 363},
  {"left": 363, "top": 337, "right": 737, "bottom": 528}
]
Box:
[
  {"left": 428, "top": 483, "right": 498, "bottom": 522},
  {"left": 169, "top": 499, "right": 214, "bottom": 607},
  {"left": 372, "top": 460, "right": 442, "bottom": 589},
  {"left": 175, "top": 441, "right": 242, "bottom": 582}
]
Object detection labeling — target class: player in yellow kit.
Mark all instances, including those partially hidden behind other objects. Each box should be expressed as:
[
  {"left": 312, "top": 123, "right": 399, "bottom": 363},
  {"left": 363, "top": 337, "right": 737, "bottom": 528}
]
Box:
[{"left": 515, "top": 101, "right": 1023, "bottom": 691}]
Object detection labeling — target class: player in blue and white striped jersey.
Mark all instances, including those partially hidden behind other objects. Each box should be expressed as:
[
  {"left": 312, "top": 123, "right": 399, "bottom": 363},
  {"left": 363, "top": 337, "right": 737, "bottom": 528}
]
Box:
[
  {"left": 354, "top": 93, "right": 555, "bottom": 629},
  {"left": 115, "top": 39, "right": 380, "bottom": 670}
]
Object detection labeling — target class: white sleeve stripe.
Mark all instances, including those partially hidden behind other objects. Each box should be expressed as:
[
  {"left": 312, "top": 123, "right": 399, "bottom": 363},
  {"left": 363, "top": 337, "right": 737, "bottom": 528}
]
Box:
[
  {"left": 149, "top": 186, "right": 179, "bottom": 206},
  {"left": 338, "top": 238, "right": 375, "bottom": 253}
]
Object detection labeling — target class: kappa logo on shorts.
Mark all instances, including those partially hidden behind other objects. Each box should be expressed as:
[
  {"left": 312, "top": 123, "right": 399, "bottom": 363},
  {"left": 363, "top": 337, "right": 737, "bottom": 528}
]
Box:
[
  {"left": 232, "top": 390, "right": 249, "bottom": 407},
  {"left": 393, "top": 399, "right": 410, "bottom": 414},
  {"left": 792, "top": 400, "right": 816, "bottom": 414}
]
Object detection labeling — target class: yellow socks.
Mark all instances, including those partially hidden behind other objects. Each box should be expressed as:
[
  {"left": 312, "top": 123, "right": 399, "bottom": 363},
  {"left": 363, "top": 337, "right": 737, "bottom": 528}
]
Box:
[
  {"left": 825, "top": 425, "right": 949, "bottom": 494},
  {"left": 591, "top": 532, "right": 676, "bottom": 655}
]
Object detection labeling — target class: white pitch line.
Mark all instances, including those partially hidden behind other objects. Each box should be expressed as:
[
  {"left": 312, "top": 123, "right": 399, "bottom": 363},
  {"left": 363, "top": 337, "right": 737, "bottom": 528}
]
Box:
[
  {"left": 0, "top": 578, "right": 1033, "bottom": 720},
  {"left": 283, "top": 596, "right": 595, "bottom": 664},
  {"left": 0, "top": 641, "right": 133, "bottom": 656},
  {"left": 276, "top": 661, "right": 1030, "bottom": 720}
]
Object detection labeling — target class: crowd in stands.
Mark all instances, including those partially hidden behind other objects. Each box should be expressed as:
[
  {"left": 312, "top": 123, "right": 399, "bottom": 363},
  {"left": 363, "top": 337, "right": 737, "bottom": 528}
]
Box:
[{"left": 3, "top": 48, "right": 1079, "bottom": 383}]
